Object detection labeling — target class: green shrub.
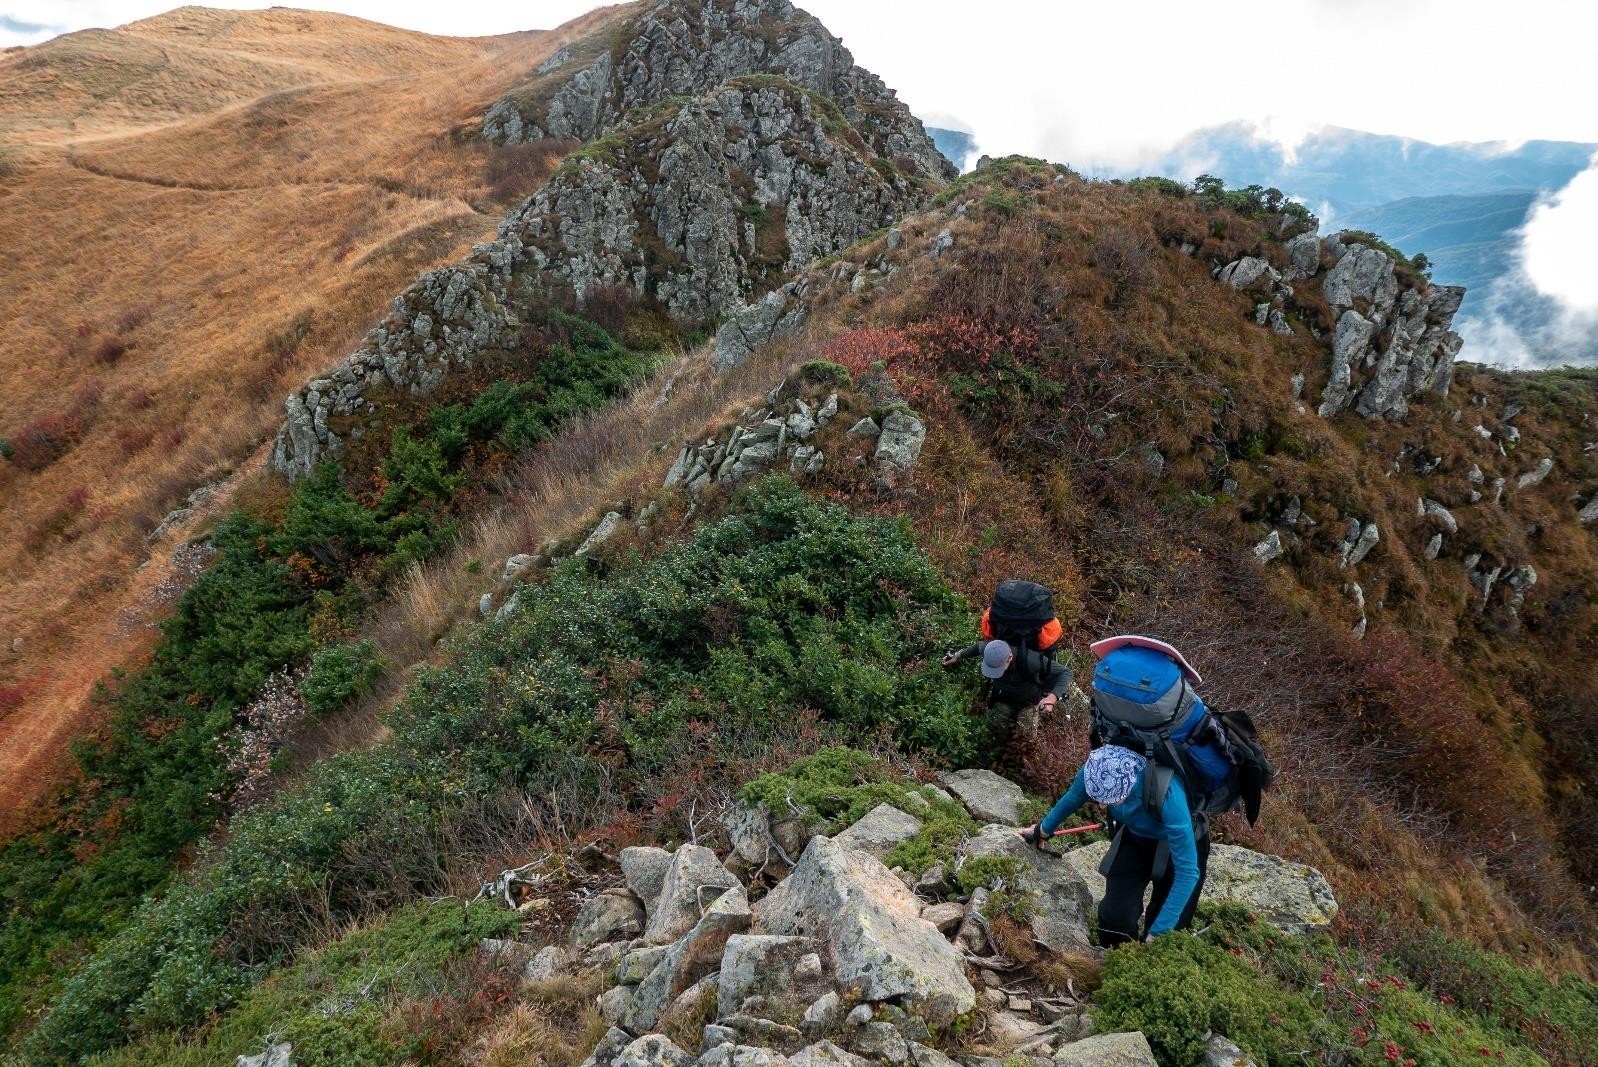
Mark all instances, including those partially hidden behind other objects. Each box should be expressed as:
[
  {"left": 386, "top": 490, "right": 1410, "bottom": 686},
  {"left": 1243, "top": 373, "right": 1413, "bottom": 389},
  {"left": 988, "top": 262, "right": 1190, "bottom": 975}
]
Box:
[
  {"left": 799, "top": 360, "right": 853, "bottom": 387},
  {"left": 83, "top": 900, "right": 515, "bottom": 1067},
  {"left": 885, "top": 795, "right": 978, "bottom": 875},
  {"left": 952, "top": 854, "right": 1024, "bottom": 895},
  {"left": 0, "top": 312, "right": 653, "bottom": 1051},
  {"left": 25, "top": 479, "right": 983, "bottom": 1060},
  {"left": 301, "top": 641, "right": 386, "bottom": 718},
  {"left": 741, "top": 748, "right": 920, "bottom": 831},
  {"left": 1127, "top": 176, "right": 1187, "bottom": 198},
  {"left": 1095, "top": 931, "right": 1332, "bottom": 1065}
]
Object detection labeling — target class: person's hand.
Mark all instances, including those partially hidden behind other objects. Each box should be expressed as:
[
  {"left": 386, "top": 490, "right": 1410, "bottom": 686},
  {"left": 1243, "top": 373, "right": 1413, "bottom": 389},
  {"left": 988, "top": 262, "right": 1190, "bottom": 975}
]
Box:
[
  {"left": 1038, "top": 693, "right": 1058, "bottom": 714},
  {"left": 941, "top": 650, "right": 960, "bottom": 667},
  {"left": 1018, "top": 823, "right": 1046, "bottom": 849}
]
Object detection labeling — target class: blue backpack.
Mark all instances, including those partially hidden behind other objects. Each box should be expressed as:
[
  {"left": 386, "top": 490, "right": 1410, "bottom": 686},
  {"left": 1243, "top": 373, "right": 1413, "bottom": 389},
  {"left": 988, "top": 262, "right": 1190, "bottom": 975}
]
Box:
[{"left": 1091, "top": 644, "right": 1272, "bottom": 825}]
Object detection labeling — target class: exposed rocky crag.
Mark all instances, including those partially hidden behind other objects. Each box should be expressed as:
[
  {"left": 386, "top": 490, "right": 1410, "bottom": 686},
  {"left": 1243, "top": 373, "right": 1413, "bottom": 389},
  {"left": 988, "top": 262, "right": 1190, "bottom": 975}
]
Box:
[
  {"left": 505, "top": 79, "right": 929, "bottom": 322},
  {"left": 272, "top": 19, "right": 943, "bottom": 479},
  {"left": 1217, "top": 229, "right": 1466, "bottom": 420},
  {"left": 465, "top": 766, "right": 1331, "bottom": 1067},
  {"left": 482, "top": 0, "right": 954, "bottom": 186}
]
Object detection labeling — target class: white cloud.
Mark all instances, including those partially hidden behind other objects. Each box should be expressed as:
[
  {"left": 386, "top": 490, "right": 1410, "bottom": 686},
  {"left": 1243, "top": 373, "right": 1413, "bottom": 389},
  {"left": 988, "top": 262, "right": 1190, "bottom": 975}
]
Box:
[
  {"left": 1456, "top": 156, "right": 1598, "bottom": 368},
  {"left": 1520, "top": 156, "right": 1598, "bottom": 313}
]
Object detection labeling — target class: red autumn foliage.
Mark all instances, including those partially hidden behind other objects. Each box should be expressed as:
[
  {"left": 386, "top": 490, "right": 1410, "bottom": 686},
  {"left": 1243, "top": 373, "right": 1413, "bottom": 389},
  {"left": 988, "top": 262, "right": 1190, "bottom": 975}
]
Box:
[{"left": 8, "top": 412, "right": 83, "bottom": 471}]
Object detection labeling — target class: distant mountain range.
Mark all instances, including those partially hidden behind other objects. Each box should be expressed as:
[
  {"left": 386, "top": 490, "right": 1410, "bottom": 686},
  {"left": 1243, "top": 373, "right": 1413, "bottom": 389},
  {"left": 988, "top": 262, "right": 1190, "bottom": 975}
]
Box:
[{"left": 1116, "top": 124, "right": 1598, "bottom": 365}]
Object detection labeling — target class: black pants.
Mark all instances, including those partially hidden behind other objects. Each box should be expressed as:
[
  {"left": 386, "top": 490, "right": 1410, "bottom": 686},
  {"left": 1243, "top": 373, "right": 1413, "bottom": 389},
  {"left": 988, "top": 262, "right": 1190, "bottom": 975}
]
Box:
[{"left": 1097, "top": 829, "right": 1210, "bottom": 947}]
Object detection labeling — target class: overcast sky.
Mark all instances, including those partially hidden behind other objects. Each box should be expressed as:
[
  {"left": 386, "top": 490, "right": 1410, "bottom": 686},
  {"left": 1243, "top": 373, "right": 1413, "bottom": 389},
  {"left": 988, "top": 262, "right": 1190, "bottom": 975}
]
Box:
[
  {"left": 7, "top": 0, "right": 1597, "bottom": 163},
  {"left": 6, "top": 0, "right": 1596, "bottom": 345}
]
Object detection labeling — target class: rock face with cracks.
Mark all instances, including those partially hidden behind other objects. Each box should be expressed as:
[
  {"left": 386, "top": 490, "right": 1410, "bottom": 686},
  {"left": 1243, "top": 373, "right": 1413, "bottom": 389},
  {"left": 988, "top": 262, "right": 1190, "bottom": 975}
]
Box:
[
  {"left": 482, "top": 0, "right": 953, "bottom": 187},
  {"left": 753, "top": 836, "right": 976, "bottom": 1024}
]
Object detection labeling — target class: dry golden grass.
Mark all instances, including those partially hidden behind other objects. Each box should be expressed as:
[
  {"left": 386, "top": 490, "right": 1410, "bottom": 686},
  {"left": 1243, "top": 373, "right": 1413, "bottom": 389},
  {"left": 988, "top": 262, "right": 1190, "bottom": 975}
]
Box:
[{"left": 0, "top": 4, "right": 631, "bottom": 816}]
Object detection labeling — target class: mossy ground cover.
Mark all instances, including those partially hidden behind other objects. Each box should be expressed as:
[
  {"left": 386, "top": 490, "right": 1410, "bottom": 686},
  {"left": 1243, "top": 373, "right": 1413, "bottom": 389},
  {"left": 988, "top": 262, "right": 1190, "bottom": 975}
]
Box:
[
  {"left": 19, "top": 480, "right": 986, "bottom": 1063},
  {"left": 1095, "top": 903, "right": 1596, "bottom": 1066},
  {"left": 85, "top": 901, "right": 518, "bottom": 1067}
]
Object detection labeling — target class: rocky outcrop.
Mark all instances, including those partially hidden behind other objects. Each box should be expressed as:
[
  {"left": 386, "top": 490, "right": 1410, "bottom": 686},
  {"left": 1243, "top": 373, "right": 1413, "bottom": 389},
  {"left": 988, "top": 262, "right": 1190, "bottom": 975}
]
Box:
[
  {"left": 1219, "top": 227, "right": 1465, "bottom": 423},
  {"left": 483, "top": 0, "right": 954, "bottom": 185},
  {"left": 500, "top": 766, "right": 1322, "bottom": 1067},
  {"left": 1065, "top": 841, "right": 1338, "bottom": 934},
  {"left": 1314, "top": 235, "right": 1464, "bottom": 419},
  {"left": 663, "top": 387, "right": 839, "bottom": 492},
  {"left": 273, "top": 33, "right": 941, "bottom": 478},
  {"left": 754, "top": 835, "right": 976, "bottom": 1024},
  {"left": 505, "top": 81, "right": 929, "bottom": 324}
]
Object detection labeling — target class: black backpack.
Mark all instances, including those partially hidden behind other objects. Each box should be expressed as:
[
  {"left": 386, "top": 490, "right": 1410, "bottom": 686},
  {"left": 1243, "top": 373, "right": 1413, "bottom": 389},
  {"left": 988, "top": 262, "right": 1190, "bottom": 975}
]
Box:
[{"left": 984, "top": 580, "right": 1063, "bottom": 655}]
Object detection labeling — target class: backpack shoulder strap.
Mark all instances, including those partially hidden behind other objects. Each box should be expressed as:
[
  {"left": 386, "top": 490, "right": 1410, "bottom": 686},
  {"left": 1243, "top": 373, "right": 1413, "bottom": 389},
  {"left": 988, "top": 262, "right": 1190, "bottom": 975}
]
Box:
[{"left": 1143, "top": 762, "right": 1175, "bottom": 812}]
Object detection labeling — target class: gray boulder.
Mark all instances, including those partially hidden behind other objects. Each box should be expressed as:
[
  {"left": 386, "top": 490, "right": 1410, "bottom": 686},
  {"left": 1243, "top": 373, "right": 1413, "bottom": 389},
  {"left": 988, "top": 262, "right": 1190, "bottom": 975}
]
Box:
[
  {"left": 847, "top": 417, "right": 881, "bottom": 438},
  {"left": 958, "top": 824, "right": 1094, "bottom": 954},
  {"left": 571, "top": 889, "right": 645, "bottom": 949},
  {"left": 582, "top": 1027, "right": 634, "bottom": 1067},
  {"left": 832, "top": 803, "right": 923, "bottom": 859},
  {"left": 1253, "top": 530, "right": 1284, "bottom": 564},
  {"left": 616, "top": 944, "right": 670, "bottom": 984},
  {"left": 625, "top": 886, "right": 752, "bottom": 1032},
  {"left": 526, "top": 944, "right": 573, "bottom": 981},
  {"left": 1053, "top": 1031, "right": 1157, "bottom": 1067},
  {"left": 618, "top": 1035, "right": 695, "bottom": 1067},
  {"left": 791, "top": 1040, "right": 870, "bottom": 1067},
  {"left": 599, "top": 984, "right": 635, "bottom": 1027},
  {"left": 1421, "top": 499, "right": 1459, "bottom": 534},
  {"left": 875, "top": 410, "right": 927, "bottom": 473},
  {"left": 1064, "top": 842, "right": 1337, "bottom": 933},
  {"left": 1216, "top": 257, "right": 1277, "bottom": 289},
  {"left": 1580, "top": 493, "right": 1598, "bottom": 525},
  {"left": 722, "top": 800, "right": 810, "bottom": 875},
  {"left": 576, "top": 512, "right": 624, "bottom": 557},
  {"left": 1284, "top": 231, "right": 1321, "bottom": 280},
  {"left": 237, "top": 1043, "right": 294, "bottom": 1067},
  {"left": 1205, "top": 1033, "right": 1258, "bottom": 1066},
  {"left": 754, "top": 836, "right": 975, "bottom": 1024},
  {"left": 717, "top": 934, "right": 829, "bottom": 1020},
  {"left": 620, "top": 846, "right": 674, "bottom": 919},
  {"left": 1517, "top": 457, "right": 1554, "bottom": 489},
  {"left": 700, "top": 1047, "right": 795, "bottom": 1067},
  {"left": 939, "top": 769, "right": 1027, "bottom": 826},
  {"left": 646, "top": 844, "right": 743, "bottom": 945}
]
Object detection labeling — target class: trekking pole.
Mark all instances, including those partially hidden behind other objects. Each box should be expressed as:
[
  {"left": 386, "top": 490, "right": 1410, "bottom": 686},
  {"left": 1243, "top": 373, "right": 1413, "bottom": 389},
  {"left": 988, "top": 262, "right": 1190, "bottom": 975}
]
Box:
[{"left": 1049, "top": 822, "right": 1102, "bottom": 837}]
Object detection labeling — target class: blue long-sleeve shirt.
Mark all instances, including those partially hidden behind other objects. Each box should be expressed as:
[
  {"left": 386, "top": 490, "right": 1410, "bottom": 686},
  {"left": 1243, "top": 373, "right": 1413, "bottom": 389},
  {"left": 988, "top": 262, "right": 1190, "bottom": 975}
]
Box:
[{"left": 1040, "top": 765, "right": 1201, "bottom": 935}]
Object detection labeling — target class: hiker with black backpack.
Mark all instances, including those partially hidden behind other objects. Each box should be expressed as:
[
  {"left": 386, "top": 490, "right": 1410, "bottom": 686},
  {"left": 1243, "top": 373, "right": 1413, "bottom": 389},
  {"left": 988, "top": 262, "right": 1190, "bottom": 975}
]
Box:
[
  {"left": 1019, "top": 636, "right": 1273, "bottom": 946},
  {"left": 942, "top": 581, "right": 1071, "bottom": 753}
]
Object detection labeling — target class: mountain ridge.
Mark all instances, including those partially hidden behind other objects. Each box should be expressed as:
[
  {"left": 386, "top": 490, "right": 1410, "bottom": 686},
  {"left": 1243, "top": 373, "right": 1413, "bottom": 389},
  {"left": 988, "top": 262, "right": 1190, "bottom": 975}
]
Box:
[{"left": 1, "top": 3, "right": 1595, "bottom": 1064}]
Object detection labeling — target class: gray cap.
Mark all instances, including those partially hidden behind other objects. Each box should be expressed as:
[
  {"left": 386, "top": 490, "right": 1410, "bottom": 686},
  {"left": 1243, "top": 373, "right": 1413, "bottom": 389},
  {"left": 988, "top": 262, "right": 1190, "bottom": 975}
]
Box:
[{"left": 981, "top": 640, "right": 1013, "bottom": 679}]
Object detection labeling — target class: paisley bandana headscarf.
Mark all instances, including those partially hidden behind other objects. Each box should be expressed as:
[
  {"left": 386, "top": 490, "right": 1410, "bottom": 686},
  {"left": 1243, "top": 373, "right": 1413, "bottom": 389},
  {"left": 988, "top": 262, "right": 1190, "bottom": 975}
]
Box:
[{"left": 1084, "top": 746, "right": 1148, "bottom": 805}]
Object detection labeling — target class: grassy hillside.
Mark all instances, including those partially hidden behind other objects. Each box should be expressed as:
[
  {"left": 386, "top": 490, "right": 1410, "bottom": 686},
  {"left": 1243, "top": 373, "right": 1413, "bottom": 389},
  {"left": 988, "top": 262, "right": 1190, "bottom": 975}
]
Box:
[{"left": 0, "top": 4, "right": 623, "bottom": 819}]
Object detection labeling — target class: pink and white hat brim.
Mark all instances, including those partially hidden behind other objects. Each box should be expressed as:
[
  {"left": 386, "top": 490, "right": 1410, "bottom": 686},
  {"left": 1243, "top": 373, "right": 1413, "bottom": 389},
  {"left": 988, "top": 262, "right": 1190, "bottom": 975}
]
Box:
[{"left": 1088, "top": 634, "right": 1203, "bottom": 685}]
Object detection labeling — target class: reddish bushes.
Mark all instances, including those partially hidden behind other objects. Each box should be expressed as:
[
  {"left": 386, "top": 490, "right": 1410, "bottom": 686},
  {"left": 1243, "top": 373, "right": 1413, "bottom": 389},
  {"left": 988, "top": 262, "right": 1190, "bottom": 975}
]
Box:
[
  {"left": 482, "top": 139, "right": 578, "bottom": 203},
  {"left": 7, "top": 412, "right": 83, "bottom": 471},
  {"left": 92, "top": 338, "right": 127, "bottom": 365},
  {"left": 821, "top": 325, "right": 919, "bottom": 381},
  {"left": 24, "top": 487, "right": 90, "bottom": 552}
]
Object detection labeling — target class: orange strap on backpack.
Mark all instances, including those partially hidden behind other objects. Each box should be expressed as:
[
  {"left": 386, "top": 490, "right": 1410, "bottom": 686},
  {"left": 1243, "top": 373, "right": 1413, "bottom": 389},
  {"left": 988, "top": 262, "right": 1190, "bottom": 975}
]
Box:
[{"left": 980, "top": 608, "right": 1062, "bottom": 650}]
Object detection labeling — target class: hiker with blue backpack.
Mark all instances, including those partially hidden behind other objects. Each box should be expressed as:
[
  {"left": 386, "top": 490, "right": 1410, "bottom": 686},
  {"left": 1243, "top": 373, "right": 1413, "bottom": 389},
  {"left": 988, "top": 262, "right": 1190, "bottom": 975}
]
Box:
[{"left": 1020, "top": 636, "right": 1273, "bottom": 946}]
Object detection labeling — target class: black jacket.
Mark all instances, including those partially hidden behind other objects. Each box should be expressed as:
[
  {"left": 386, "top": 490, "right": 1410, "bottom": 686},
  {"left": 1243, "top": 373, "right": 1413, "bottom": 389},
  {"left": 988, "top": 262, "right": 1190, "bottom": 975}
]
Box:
[{"left": 955, "top": 641, "right": 1071, "bottom": 708}]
